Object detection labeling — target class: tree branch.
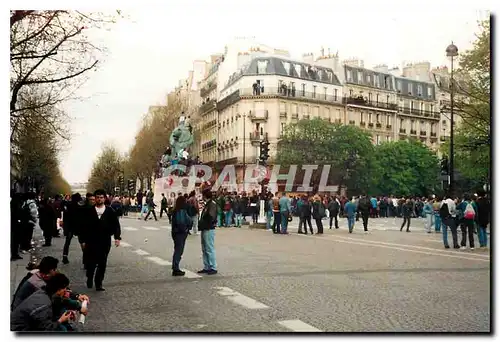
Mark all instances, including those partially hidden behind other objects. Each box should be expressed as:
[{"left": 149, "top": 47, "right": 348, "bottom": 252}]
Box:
[
  {"left": 10, "top": 10, "right": 35, "bottom": 27},
  {"left": 24, "top": 60, "right": 98, "bottom": 85},
  {"left": 11, "top": 11, "right": 59, "bottom": 50}
]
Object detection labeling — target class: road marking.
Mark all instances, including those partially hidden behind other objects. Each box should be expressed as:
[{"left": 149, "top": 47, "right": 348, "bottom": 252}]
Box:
[
  {"left": 334, "top": 235, "right": 490, "bottom": 260},
  {"left": 184, "top": 270, "right": 202, "bottom": 279},
  {"left": 123, "top": 227, "right": 138, "bottom": 231},
  {"left": 146, "top": 256, "right": 170, "bottom": 265},
  {"left": 214, "top": 287, "right": 269, "bottom": 309},
  {"left": 133, "top": 249, "right": 150, "bottom": 256},
  {"left": 143, "top": 226, "right": 160, "bottom": 231},
  {"left": 119, "top": 241, "right": 132, "bottom": 247},
  {"left": 161, "top": 225, "right": 171, "bottom": 230},
  {"left": 278, "top": 320, "right": 322, "bottom": 332}
]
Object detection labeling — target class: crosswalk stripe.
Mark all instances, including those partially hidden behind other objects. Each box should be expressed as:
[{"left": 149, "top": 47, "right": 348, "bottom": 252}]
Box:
[
  {"left": 133, "top": 249, "right": 150, "bottom": 256},
  {"left": 143, "top": 226, "right": 160, "bottom": 231},
  {"left": 123, "top": 227, "right": 138, "bottom": 231},
  {"left": 146, "top": 256, "right": 171, "bottom": 266},
  {"left": 119, "top": 241, "right": 132, "bottom": 247}
]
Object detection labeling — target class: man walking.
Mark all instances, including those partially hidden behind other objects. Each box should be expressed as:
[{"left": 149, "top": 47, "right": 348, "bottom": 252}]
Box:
[
  {"left": 159, "top": 193, "right": 168, "bottom": 219},
  {"left": 344, "top": 198, "right": 357, "bottom": 233},
  {"left": 197, "top": 190, "right": 217, "bottom": 275},
  {"left": 279, "top": 192, "right": 292, "bottom": 234},
  {"left": 80, "top": 189, "right": 121, "bottom": 291},
  {"left": 357, "top": 194, "right": 371, "bottom": 233}
]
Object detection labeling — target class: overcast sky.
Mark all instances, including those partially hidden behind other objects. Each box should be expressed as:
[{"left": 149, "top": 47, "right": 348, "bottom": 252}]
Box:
[{"left": 57, "top": 1, "right": 490, "bottom": 183}]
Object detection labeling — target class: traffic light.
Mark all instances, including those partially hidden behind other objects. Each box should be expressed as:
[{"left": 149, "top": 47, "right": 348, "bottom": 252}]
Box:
[
  {"left": 118, "top": 175, "right": 124, "bottom": 185},
  {"left": 440, "top": 156, "right": 449, "bottom": 175},
  {"left": 127, "top": 179, "right": 135, "bottom": 192},
  {"left": 259, "top": 139, "right": 270, "bottom": 164}
]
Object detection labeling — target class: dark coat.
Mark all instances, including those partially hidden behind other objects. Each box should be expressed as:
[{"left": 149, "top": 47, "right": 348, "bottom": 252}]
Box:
[
  {"left": 79, "top": 206, "right": 121, "bottom": 251},
  {"left": 476, "top": 197, "right": 491, "bottom": 227}
]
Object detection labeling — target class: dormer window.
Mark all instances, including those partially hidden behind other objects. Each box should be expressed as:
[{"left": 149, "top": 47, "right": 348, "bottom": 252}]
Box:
[
  {"left": 282, "top": 61, "right": 291, "bottom": 74},
  {"left": 257, "top": 60, "right": 268, "bottom": 74},
  {"left": 408, "top": 83, "right": 413, "bottom": 94},
  {"left": 358, "top": 71, "right": 363, "bottom": 84}
]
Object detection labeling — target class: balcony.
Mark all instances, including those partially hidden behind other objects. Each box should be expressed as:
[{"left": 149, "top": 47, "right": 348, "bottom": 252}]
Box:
[
  {"left": 386, "top": 124, "right": 392, "bottom": 130},
  {"left": 249, "top": 109, "right": 268, "bottom": 121},
  {"left": 280, "top": 111, "right": 287, "bottom": 118},
  {"left": 368, "top": 122, "right": 374, "bottom": 128},
  {"left": 291, "top": 113, "right": 299, "bottom": 119},
  {"left": 239, "top": 87, "right": 343, "bottom": 105},
  {"left": 376, "top": 122, "right": 382, "bottom": 128},
  {"left": 343, "top": 96, "right": 398, "bottom": 111},
  {"left": 198, "top": 99, "right": 216, "bottom": 115},
  {"left": 200, "top": 81, "right": 217, "bottom": 98},
  {"left": 303, "top": 114, "right": 310, "bottom": 119},
  {"left": 399, "top": 107, "right": 439, "bottom": 119},
  {"left": 430, "top": 132, "right": 437, "bottom": 138},
  {"left": 249, "top": 132, "right": 265, "bottom": 143},
  {"left": 420, "top": 131, "right": 427, "bottom": 136},
  {"left": 349, "top": 120, "right": 355, "bottom": 125},
  {"left": 360, "top": 121, "right": 366, "bottom": 127},
  {"left": 410, "top": 130, "right": 417, "bottom": 135},
  {"left": 399, "top": 128, "right": 406, "bottom": 134}
]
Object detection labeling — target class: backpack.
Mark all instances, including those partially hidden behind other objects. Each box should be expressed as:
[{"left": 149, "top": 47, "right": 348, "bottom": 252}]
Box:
[
  {"left": 439, "top": 202, "right": 450, "bottom": 219},
  {"left": 175, "top": 209, "right": 193, "bottom": 229},
  {"left": 463, "top": 202, "right": 476, "bottom": 220},
  {"left": 317, "top": 202, "right": 326, "bottom": 218}
]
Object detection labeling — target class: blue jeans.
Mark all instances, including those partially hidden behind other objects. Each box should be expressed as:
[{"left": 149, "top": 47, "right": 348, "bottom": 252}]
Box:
[
  {"left": 224, "top": 210, "right": 233, "bottom": 227},
  {"left": 201, "top": 229, "right": 217, "bottom": 271},
  {"left": 280, "top": 212, "right": 289, "bottom": 233},
  {"left": 217, "top": 213, "right": 222, "bottom": 227},
  {"left": 171, "top": 232, "right": 187, "bottom": 271},
  {"left": 347, "top": 215, "right": 355, "bottom": 232},
  {"left": 478, "top": 226, "right": 488, "bottom": 247},
  {"left": 234, "top": 213, "right": 243, "bottom": 227},
  {"left": 442, "top": 217, "right": 458, "bottom": 247},
  {"left": 266, "top": 211, "right": 273, "bottom": 229},
  {"left": 434, "top": 214, "right": 441, "bottom": 232}
]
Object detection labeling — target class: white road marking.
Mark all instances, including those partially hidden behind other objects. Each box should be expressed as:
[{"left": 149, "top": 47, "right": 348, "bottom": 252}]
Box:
[
  {"left": 161, "top": 225, "right": 171, "bottom": 230},
  {"left": 119, "top": 241, "right": 132, "bottom": 247},
  {"left": 146, "top": 256, "right": 171, "bottom": 265},
  {"left": 133, "top": 249, "right": 150, "bottom": 256},
  {"left": 143, "top": 226, "right": 160, "bottom": 231},
  {"left": 214, "top": 286, "right": 269, "bottom": 309},
  {"left": 184, "top": 270, "right": 202, "bottom": 279},
  {"left": 123, "top": 227, "right": 138, "bottom": 231},
  {"left": 335, "top": 236, "right": 490, "bottom": 260},
  {"left": 278, "top": 320, "right": 322, "bottom": 332}
]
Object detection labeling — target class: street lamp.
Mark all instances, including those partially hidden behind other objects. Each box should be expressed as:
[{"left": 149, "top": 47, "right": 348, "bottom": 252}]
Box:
[{"left": 446, "top": 42, "right": 458, "bottom": 196}]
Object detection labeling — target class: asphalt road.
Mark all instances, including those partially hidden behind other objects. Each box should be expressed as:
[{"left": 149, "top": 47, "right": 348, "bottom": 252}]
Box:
[{"left": 12, "top": 215, "right": 491, "bottom": 332}]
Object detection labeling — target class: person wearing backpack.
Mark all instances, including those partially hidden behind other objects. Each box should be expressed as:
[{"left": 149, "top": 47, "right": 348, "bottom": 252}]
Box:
[
  {"left": 311, "top": 195, "right": 325, "bottom": 234},
  {"left": 170, "top": 196, "right": 192, "bottom": 276},
  {"left": 456, "top": 194, "right": 478, "bottom": 250},
  {"left": 440, "top": 194, "right": 459, "bottom": 249}
]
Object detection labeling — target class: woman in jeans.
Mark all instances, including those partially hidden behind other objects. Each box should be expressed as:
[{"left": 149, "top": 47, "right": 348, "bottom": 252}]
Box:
[
  {"left": 423, "top": 197, "right": 434, "bottom": 233},
  {"left": 170, "top": 196, "right": 192, "bottom": 276}
]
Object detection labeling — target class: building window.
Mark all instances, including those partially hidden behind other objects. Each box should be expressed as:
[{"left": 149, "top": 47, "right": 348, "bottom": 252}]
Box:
[
  {"left": 360, "top": 112, "right": 364, "bottom": 122},
  {"left": 397, "top": 80, "right": 402, "bottom": 92},
  {"left": 358, "top": 71, "right": 363, "bottom": 84},
  {"left": 386, "top": 95, "right": 390, "bottom": 104},
  {"left": 400, "top": 118, "right": 404, "bottom": 129},
  {"left": 313, "top": 85, "right": 317, "bottom": 98},
  {"left": 334, "top": 89, "right": 338, "bottom": 101},
  {"left": 376, "top": 94, "right": 379, "bottom": 103},
  {"left": 257, "top": 60, "right": 268, "bottom": 74},
  {"left": 324, "top": 87, "right": 327, "bottom": 100},
  {"left": 349, "top": 89, "right": 353, "bottom": 97},
  {"left": 428, "top": 86, "right": 433, "bottom": 98},
  {"left": 347, "top": 69, "right": 352, "bottom": 81},
  {"left": 408, "top": 83, "right": 413, "bottom": 94},
  {"left": 411, "top": 120, "right": 415, "bottom": 130},
  {"left": 430, "top": 104, "right": 434, "bottom": 113},
  {"left": 294, "top": 64, "right": 302, "bottom": 77},
  {"left": 368, "top": 113, "right": 373, "bottom": 123},
  {"left": 280, "top": 122, "right": 286, "bottom": 136},
  {"left": 386, "top": 115, "right": 391, "bottom": 125},
  {"left": 368, "top": 93, "right": 372, "bottom": 102},
  {"left": 387, "top": 136, "right": 392, "bottom": 142},
  {"left": 410, "top": 101, "right": 414, "bottom": 111},
  {"left": 417, "top": 84, "right": 423, "bottom": 96},
  {"left": 301, "top": 84, "right": 306, "bottom": 96},
  {"left": 375, "top": 75, "right": 380, "bottom": 88},
  {"left": 376, "top": 135, "right": 380, "bottom": 145},
  {"left": 367, "top": 75, "right": 371, "bottom": 84},
  {"left": 376, "top": 114, "right": 380, "bottom": 123}
]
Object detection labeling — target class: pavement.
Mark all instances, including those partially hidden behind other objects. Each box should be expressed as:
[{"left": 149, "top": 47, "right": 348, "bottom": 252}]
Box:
[{"left": 10, "top": 215, "right": 491, "bottom": 332}]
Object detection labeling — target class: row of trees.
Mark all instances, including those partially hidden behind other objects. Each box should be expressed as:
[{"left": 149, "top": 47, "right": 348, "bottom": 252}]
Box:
[
  {"left": 276, "top": 119, "right": 441, "bottom": 197},
  {"left": 10, "top": 10, "right": 121, "bottom": 194}
]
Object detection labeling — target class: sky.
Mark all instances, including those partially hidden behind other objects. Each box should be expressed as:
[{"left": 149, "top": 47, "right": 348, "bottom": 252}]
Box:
[{"left": 56, "top": 1, "right": 492, "bottom": 183}]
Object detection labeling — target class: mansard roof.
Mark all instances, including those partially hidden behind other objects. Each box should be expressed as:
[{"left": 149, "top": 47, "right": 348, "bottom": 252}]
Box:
[{"left": 223, "top": 56, "right": 342, "bottom": 90}]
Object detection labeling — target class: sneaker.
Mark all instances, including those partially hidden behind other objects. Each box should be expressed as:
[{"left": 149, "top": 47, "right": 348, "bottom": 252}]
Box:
[
  {"left": 197, "top": 269, "right": 209, "bottom": 274},
  {"left": 470, "top": 247, "right": 475, "bottom": 250},
  {"left": 460, "top": 246, "right": 466, "bottom": 250},
  {"left": 172, "top": 270, "right": 186, "bottom": 276},
  {"left": 206, "top": 269, "right": 218, "bottom": 275}
]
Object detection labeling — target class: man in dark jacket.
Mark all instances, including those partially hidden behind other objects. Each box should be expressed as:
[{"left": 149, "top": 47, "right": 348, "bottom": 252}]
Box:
[
  {"left": 357, "top": 195, "right": 371, "bottom": 233},
  {"left": 475, "top": 191, "right": 490, "bottom": 248},
  {"left": 11, "top": 273, "right": 75, "bottom": 331},
  {"left": 80, "top": 189, "right": 122, "bottom": 291},
  {"left": 298, "top": 196, "right": 313, "bottom": 234},
  {"left": 328, "top": 196, "right": 340, "bottom": 229},
  {"left": 197, "top": 190, "right": 217, "bottom": 275},
  {"left": 62, "top": 193, "right": 85, "bottom": 264}
]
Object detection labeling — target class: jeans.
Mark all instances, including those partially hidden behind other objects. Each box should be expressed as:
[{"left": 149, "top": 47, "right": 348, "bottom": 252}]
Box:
[
  {"left": 329, "top": 213, "right": 339, "bottom": 228},
  {"left": 217, "top": 212, "right": 222, "bottom": 227},
  {"left": 191, "top": 214, "right": 199, "bottom": 234},
  {"left": 201, "top": 229, "right": 217, "bottom": 271},
  {"left": 347, "top": 215, "right": 355, "bottom": 232},
  {"left": 272, "top": 212, "right": 281, "bottom": 233},
  {"left": 224, "top": 210, "right": 232, "bottom": 227},
  {"left": 425, "top": 214, "right": 433, "bottom": 232},
  {"left": 266, "top": 211, "right": 273, "bottom": 229},
  {"left": 234, "top": 213, "right": 243, "bottom": 227},
  {"left": 442, "top": 217, "right": 459, "bottom": 248},
  {"left": 280, "top": 212, "right": 289, "bottom": 233},
  {"left": 299, "top": 216, "right": 313, "bottom": 234},
  {"left": 460, "top": 220, "right": 475, "bottom": 248},
  {"left": 478, "top": 226, "right": 488, "bottom": 247},
  {"left": 171, "top": 232, "right": 187, "bottom": 271},
  {"left": 434, "top": 214, "right": 441, "bottom": 232}
]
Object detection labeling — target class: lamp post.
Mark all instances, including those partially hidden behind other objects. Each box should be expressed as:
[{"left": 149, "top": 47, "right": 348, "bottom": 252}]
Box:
[{"left": 446, "top": 42, "right": 458, "bottom": 196}]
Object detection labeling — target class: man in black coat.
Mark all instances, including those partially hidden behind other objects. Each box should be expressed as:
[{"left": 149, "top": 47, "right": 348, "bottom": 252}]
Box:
[
  {"left": 328, "top": 196, "right": 340, "bottom": 229},
  {"left": 80, "top": 189, "right": 121, "bottom": 291}
]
